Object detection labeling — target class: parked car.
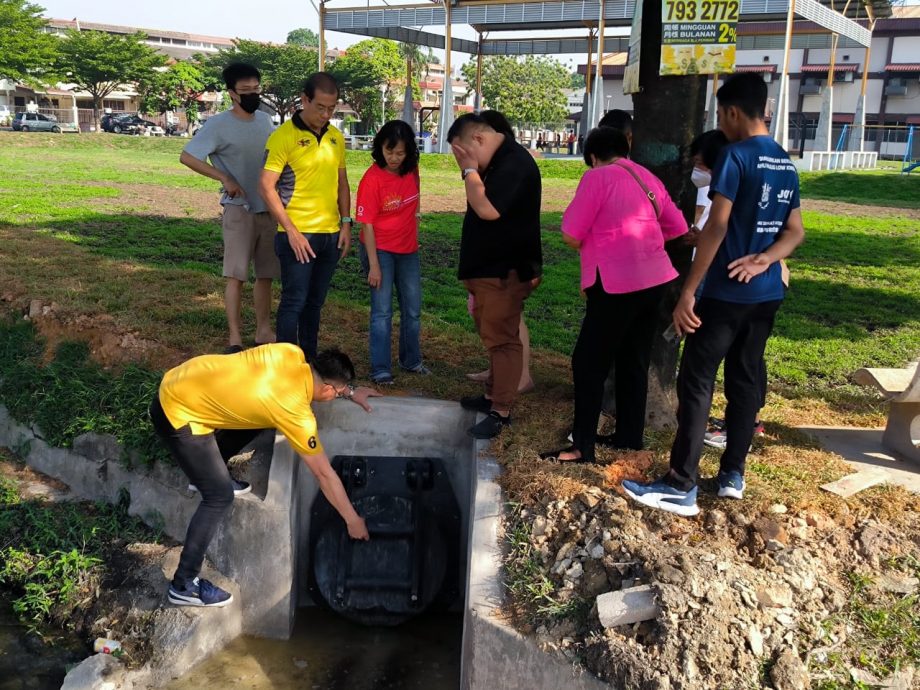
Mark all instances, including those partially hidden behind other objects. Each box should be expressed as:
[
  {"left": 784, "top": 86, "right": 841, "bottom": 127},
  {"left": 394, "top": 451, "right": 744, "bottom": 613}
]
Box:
[
  {"left": 11, "top": 112, "right": 79, "bottom": 133},
  {"left": 102, "top": 113, "right": 165, "bottom": 136}
]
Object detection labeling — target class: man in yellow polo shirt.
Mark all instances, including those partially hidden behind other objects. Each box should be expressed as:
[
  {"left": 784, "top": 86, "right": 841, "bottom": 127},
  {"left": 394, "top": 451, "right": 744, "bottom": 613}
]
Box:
[
  {"left": 259, "top": 72, "right": 351, "bottom": 360},
  {"left": 149, "top": 344, "right": 374, "bottom": 608}
]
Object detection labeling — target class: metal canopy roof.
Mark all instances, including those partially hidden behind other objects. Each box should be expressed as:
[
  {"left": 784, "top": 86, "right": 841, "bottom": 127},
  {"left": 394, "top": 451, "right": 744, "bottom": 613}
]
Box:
[{"left": 324, "top": 0, "right": 888, "bottom": 54}]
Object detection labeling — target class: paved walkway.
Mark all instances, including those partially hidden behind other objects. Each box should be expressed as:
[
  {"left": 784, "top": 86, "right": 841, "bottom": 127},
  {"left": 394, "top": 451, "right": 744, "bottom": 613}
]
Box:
[{"left": 798, "top": 425, "right": 920, "bottom": 495}]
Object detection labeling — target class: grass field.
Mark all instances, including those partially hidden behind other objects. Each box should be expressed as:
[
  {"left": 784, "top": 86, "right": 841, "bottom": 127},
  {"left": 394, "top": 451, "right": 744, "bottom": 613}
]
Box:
[{"left": 0, "top": 130, "right": 918, "bottom": 481}]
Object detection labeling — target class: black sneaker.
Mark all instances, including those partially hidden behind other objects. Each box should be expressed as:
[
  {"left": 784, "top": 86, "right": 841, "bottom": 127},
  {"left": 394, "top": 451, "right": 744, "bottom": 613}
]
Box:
[
  {"left": 460, "top": 394, "right": 492, "bottom": 414},
  {"left": 468, "top": 411, "right": 510, "bottom": 439},
  {"left": 188, "top": 480, "right": 251, "bottom": 496},
  {"left": 168, "top": 577, "right": 233, "bottom": 607}
]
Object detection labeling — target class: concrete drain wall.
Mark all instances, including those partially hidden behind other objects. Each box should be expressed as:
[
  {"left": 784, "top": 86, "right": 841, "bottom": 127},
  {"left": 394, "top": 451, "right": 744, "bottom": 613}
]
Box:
[{"left": 0, "top": 401, "right": 606, "bottom": 689}]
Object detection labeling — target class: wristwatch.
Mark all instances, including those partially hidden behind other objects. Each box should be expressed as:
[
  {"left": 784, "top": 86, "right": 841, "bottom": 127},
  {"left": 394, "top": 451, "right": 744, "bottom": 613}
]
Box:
[
  {"left": 461, "top": 168, "right": 478, "bottom": 180},
  {"left": 340, "top": 216, "right": 353, "bottom": 224}
]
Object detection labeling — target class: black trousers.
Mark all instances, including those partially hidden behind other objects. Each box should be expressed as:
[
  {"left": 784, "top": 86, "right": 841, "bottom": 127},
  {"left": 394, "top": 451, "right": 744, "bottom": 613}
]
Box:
[
  {"left": 669, "top": 297, "right": 782, "bottom": 486},
  {"left": 571, "top": 281, "right": 668, "bottom": 463},
  {"left": 149, "top": 395, "right": 261, "bottom": 588}
]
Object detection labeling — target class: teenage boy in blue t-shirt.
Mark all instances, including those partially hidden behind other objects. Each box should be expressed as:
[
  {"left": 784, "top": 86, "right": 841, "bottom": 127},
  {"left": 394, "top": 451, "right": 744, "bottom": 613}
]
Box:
[{"left": 623, "top": 73, "right": 805, "bottom": 516}]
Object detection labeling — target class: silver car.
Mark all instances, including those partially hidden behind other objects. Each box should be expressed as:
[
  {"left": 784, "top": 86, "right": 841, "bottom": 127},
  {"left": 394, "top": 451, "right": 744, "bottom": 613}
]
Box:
[{"left": 12, "top": 112, "right": 80, "bottom": 133}]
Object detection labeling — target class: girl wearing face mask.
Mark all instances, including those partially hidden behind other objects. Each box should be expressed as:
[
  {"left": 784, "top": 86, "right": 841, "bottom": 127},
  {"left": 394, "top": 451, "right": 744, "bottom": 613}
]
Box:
[
  {"left": 689, "top": 129, "right": 729, "bottom": 235},
  {"left": 540, "top": 127, "right": 688, "bottom": 464}
]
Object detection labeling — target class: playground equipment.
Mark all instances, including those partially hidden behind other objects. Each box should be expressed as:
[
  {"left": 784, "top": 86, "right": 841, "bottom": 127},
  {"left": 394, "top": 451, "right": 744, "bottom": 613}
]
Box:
[{"left": 902, "top": 126, "right": 919, "bottom": 174}]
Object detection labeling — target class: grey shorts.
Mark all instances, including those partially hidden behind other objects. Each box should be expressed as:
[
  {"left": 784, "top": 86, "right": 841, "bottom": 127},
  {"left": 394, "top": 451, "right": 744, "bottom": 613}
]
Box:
[{"left": 221, "top": 204, "right": 281, "bottom": 281}]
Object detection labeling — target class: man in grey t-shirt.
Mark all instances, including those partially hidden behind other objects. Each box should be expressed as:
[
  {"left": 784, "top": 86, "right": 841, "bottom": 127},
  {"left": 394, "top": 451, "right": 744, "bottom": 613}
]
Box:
[{"left": 181, "top": 62, "right": 278, "bottom": 353}]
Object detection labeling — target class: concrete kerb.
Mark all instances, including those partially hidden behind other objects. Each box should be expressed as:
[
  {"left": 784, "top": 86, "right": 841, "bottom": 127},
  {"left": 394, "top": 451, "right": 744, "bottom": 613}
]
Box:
[{"left": 0, "top": 401, "right": 611, "bottom": 689}]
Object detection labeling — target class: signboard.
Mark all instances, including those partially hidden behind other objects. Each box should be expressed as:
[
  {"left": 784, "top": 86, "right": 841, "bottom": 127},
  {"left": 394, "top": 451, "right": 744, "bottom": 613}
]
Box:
[
  {"left": 623, "top": 0, "right": 643, "bottom": 94},
  {"left": 659, "top": 0, "right": 739, "bottom": 76}
]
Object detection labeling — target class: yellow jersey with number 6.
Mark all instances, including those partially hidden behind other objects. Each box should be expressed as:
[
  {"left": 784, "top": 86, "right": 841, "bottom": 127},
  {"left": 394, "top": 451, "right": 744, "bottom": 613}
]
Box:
[{"left": 159, "top": 343, "right": 324, "bottom": 456}]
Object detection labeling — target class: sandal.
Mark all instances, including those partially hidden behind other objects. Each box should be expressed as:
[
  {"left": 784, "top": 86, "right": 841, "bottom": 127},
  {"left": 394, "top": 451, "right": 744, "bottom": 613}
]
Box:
[{"left": 539, "top": 446, "right": 592, "bottom": 464}]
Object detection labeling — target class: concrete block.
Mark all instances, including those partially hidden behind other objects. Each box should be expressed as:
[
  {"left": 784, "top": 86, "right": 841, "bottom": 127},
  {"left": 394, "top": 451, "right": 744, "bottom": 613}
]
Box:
[
  {"left": 0, "top": 404, "right": 36, "bottom": 453},
  {"left": 821, "top": 470, "right": 887, "bottom": 498},
  {"left": 73, "top": 432, "right": 123, "bottom": 464},
  {"left": 597, "top": 585, "right": 661, "bottom": 628},
  {"left": 61, "top": 653, "right": 131, "bottom": 690},
  {"left": 25, "top": 439, "right": 107, "bottom": 500}
]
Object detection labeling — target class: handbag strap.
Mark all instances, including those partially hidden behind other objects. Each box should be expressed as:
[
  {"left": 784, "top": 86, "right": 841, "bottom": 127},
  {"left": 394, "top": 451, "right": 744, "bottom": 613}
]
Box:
[{"left": 614, "top": 160, "right": 660, "bottom": 219}]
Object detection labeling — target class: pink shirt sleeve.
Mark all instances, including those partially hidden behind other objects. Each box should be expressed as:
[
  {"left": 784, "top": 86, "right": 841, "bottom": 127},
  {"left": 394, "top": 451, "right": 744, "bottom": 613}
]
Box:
[
  {"left": 654, "top": 181, "right": 688, "bottom": 240},
  {"left": 562, "top": 170, "right": 601, "bottom": 241}
]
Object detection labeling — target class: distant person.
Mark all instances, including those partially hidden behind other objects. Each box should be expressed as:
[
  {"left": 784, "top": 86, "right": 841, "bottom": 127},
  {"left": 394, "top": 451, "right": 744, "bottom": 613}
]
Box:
[
  {"left": 259, "top": 72, "right": 351, "bottom": 360},
  {"left": 567, "top": 131, "right": 576, "bottom": 155},
  {"left": 355, "top": 120, "right": 430, "bottom": 385},
  {"left": 180, "top": 63, "right": 278, "bottom": 354},
  {"left": 623, "top": 73, "right": 805, "bottom": 516},
  {"left": 537, "top": 134, "right": 544, "bottom": 150},
  {"left": 151, "top": 345, "right": 379, "bottom": 607},
  {"left": 464, "top": 110, "right": 534, "bottom": 394},
  {"left": 448, "top": 112, "right": 542, "bottom": 439},
  {"left": 598, "top": 109, "right": 633, "bottom": 151},
  {"left": 540, "top": 127, "right": 687, "bottom": 464}
]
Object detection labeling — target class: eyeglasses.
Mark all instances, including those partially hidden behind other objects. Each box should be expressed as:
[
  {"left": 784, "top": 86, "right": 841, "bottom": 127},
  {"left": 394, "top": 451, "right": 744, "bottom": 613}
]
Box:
[
  {"left": 333, "top": 383, "right": 353, "bottom": 399},
  {"left": 233, "top": 87, "right": 262, "bottom": 95}
]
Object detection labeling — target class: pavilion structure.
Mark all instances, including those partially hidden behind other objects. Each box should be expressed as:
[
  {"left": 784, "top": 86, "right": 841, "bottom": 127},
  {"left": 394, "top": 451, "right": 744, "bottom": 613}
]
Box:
[{"left": 316, "top": 0, "right": 889, "bottom": 154}]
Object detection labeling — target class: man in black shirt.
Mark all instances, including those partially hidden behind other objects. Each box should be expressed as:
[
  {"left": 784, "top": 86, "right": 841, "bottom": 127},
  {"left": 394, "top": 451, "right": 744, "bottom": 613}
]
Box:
[{"left": 447, "top": 113, "right": 543, "bottom": 439}]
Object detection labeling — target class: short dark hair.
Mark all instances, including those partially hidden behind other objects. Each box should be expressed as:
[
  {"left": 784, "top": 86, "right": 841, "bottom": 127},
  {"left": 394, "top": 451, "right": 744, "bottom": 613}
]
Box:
[
  {"left": 598, "top": 109, "right": 633, "bottom": 134},
  {"left": 311, "top": 348, "right": 356, "bottom": 384},
  {"left": 582, "top": 127, "right": 630, "bottom": 166},
  {"left": 478, "top": 110, "right": 514, "bottom": 138},
  {"left": 690, "top": 129, "right": 729, "bottom": 169},
  {"left": 372, "top": 120, "right": 419, "bottom": 176},
  {"left": 716, "top": 73, "right": 767, "bottom": 120},
  {"left": 303, "top": 72, "right": 339, "bottom": 99},
  {"left": 222, "top": 63, "right": 261, "bottom": 91},
  {"left": 446, "top": 113, "right": 496, "bottom": 143}
]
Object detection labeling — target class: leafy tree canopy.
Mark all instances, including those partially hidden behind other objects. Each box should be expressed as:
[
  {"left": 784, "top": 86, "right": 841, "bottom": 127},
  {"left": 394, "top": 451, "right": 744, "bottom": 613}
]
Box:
[
  {"left": 55, "top": 30, "right": 166, "bottom": 126},
  {"left": 286, "top": 27, "right": 319, "bottom": 47},
  {"left": 328, "top": 38, "right": 403, "bottom": 130},
  {"left": 461, "top": 55, "right": 569, "bottom": 125},
  {"left": 138, "top": 60, "right": 207, "bottom": 124},
  {"left": 0, "top": 0, "right": 60, "bottom": 83}
]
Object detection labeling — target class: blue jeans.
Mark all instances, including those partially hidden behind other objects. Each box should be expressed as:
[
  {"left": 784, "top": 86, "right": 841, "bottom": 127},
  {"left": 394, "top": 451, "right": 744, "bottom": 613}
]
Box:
[
  {"left": 359, "top": 245, "right": 423, "bottom": 378},
  {"left": 275, "top": 232, "right": 340, "bottom": 360}
]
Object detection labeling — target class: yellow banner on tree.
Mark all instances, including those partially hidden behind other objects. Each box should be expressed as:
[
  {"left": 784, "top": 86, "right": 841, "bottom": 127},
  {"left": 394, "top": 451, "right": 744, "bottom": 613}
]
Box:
[{"left": 659, "top": 0, "right": 739, "bottom": 76}]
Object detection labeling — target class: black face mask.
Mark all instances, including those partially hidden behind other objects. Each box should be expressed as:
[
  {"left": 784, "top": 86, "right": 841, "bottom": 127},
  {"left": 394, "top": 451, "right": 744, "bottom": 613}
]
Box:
[{"left": 237, "top": 93, "right": 261, "bottom": 114}]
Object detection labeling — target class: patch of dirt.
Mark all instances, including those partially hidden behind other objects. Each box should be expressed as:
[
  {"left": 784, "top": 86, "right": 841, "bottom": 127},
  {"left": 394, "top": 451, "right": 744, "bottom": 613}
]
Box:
[
  {"left": 91, "top": 182, "right": 221, "bottom": 222},
  {"left": 802, "top": 198, "right": 920, "bottom": 219},
  {"left": 504, "top": 458, "right": 920, "bottom": 689},
  {"left": 1, "top": 292, "right": 189, "bottom": 371}
]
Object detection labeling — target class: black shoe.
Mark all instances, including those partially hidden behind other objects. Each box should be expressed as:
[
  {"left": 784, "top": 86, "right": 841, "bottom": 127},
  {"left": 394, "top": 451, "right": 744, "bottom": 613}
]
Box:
[
  {"left": 223, "top": 344, "right": 244, "bottom": 354},
  {"left": 460, "top": 394, "right": 492, "bottom": 414},
  {"left": 468, "top": 411, "right": 510, "bottom": 439}
]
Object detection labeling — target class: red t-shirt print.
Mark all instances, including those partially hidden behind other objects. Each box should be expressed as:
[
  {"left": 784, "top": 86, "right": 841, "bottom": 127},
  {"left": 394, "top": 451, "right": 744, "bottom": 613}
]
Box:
[{"left": 356, "top": 164, "right": 420, "bottom": 254}]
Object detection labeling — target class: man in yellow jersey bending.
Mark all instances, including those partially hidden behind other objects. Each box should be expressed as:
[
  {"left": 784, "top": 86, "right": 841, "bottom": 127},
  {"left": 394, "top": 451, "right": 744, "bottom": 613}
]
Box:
[
  {"left": 259, "top": 72, "right": 352, "bottom": 360},
  {"left": 149, "top": 344, "right": 375, "bottom": 608}
]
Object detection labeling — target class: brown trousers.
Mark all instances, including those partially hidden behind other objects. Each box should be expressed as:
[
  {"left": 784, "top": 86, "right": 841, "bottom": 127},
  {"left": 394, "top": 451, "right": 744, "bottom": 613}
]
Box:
[{"left": 464, "top": 271, "right": 535, "bottom": 411}]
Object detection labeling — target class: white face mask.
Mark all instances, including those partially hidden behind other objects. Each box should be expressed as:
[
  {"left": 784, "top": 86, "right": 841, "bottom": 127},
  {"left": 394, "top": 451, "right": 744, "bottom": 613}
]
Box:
[{"left": 691, "top": 167, "right": 711, "bottom": 188}]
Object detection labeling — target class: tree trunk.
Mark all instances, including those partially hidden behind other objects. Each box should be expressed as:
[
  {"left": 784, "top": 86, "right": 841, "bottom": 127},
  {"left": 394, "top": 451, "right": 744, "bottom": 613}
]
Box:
[
  {"left": 93, "top": 97, "right": 102, "bottom": 134},
  {"left": 601, "top": 0, "right": 708, "bottom": 431}
]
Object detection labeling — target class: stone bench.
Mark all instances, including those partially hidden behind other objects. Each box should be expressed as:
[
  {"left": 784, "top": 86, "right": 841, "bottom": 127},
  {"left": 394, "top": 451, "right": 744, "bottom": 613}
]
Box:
[{"left": 853, "top": 361, "right": 920, "bottom": 464}]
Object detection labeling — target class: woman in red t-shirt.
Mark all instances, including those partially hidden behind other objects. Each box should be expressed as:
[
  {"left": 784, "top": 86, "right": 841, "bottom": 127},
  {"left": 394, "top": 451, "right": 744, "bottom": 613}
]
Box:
[{"left": 356, "top": 120, "right": 429, "bottom": 385}]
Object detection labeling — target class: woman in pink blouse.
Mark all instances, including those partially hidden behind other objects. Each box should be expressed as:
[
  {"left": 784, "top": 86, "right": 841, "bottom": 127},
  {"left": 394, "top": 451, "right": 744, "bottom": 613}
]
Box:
[{"left": 542, "top": 127, "right": 688, "bottom": 463}]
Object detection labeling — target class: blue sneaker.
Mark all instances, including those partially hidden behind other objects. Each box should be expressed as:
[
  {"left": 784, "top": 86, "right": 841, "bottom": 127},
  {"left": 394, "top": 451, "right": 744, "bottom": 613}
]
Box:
[
  {"left": 717, "top": 471, "right": 745, "bottom": 500},
  {"left": 622, "top": 477, "right": 699, "bottom": 517},
  {"left": 168, "top": 577, "right": 233, "bottom": 607}
]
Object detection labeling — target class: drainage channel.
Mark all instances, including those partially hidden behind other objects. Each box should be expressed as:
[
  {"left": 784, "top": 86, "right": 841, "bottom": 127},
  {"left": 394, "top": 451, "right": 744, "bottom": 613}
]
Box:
[
  {"left": 169, "top": 398, "right": 480, "bottom": 689},
  {"left": 163, "top": 609, "right": 462, "bottom": 690},
  {"left": 0, "top": 598, "right": 85, "bottom": 690}
]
